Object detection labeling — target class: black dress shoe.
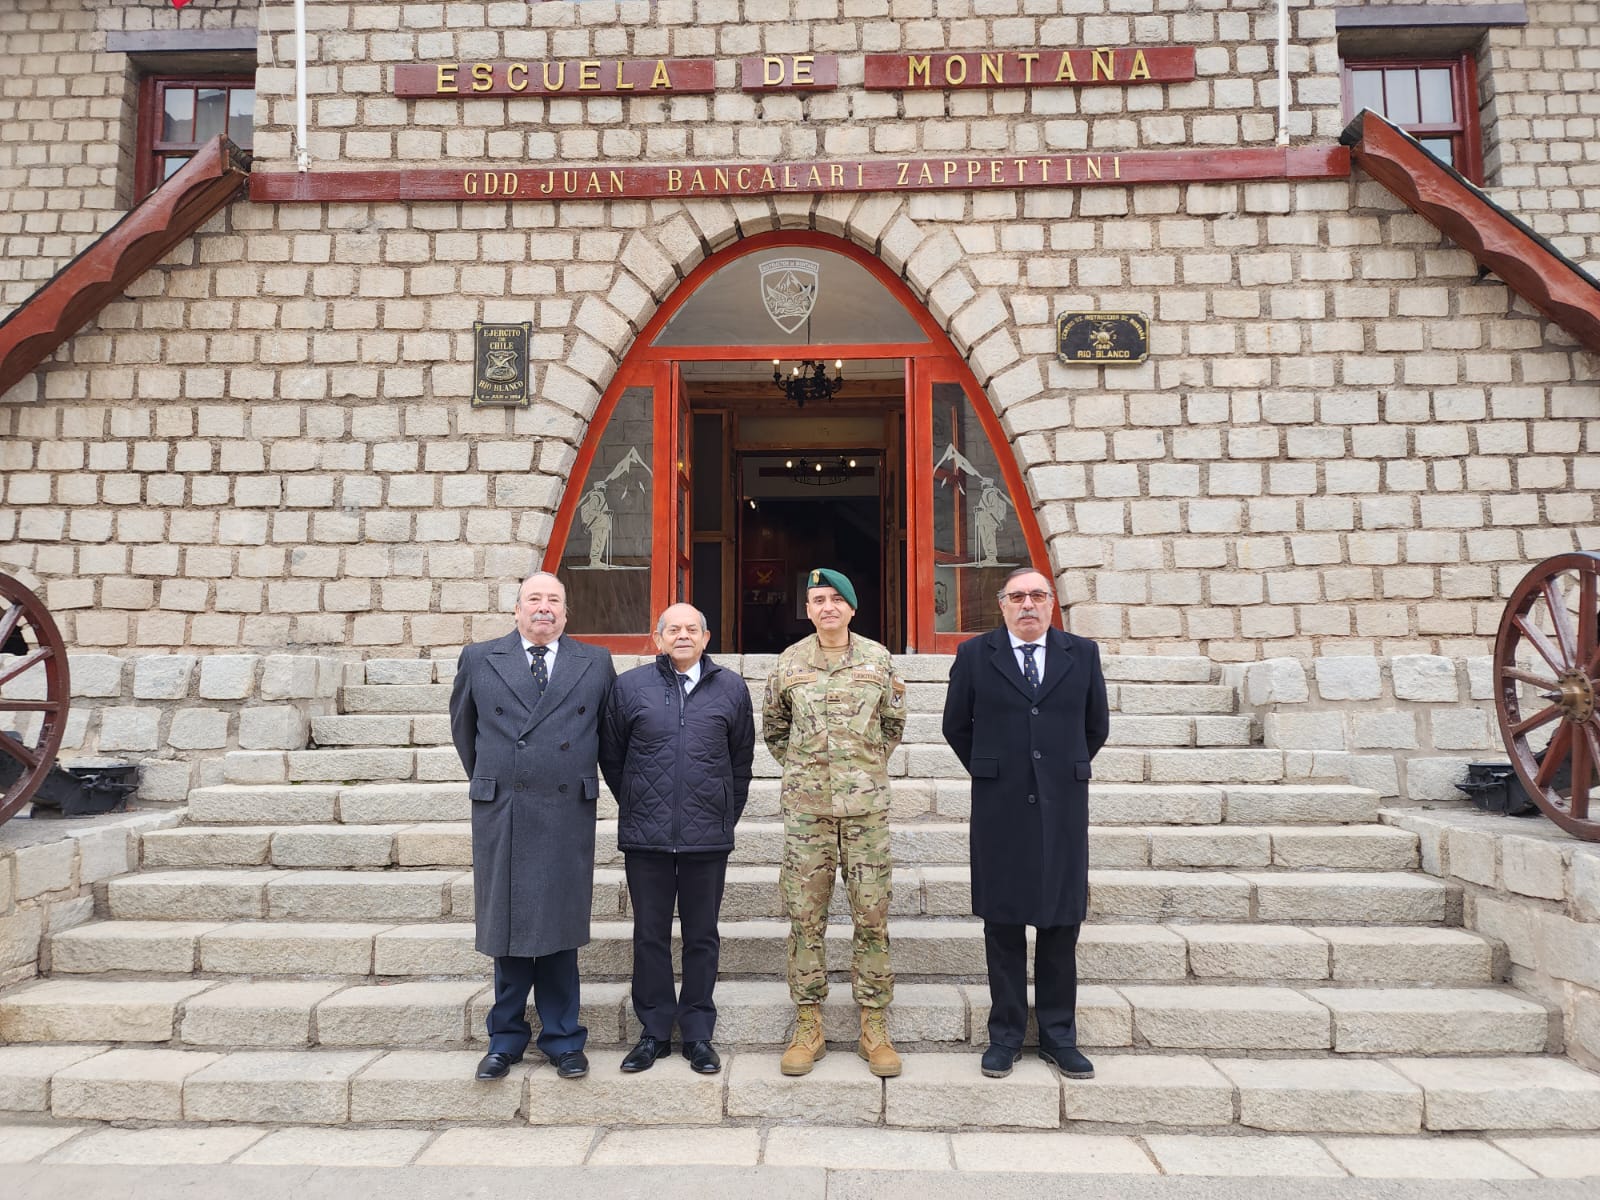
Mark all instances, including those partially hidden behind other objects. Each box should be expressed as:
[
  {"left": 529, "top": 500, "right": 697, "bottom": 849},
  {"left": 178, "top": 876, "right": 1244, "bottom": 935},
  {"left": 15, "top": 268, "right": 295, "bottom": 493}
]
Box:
[
  {"left": 475, "top": 1051, "right": 521, "bottom": 1081},
  {"left": 552, "top": 1049, "right": 589, "bottom": 1079},
  {"left": 980, "top": 1044, "right": 1021, "bottom": 1078},
  {"left": 682, "top": 1040, "right": 721, "bottom": 1075},
  {"left": 1039, "top": 1045, "right": 1094, "bottom": 1079},
  {"left": 620, "top": 1035, "right": 671, "bottom": 1073}
]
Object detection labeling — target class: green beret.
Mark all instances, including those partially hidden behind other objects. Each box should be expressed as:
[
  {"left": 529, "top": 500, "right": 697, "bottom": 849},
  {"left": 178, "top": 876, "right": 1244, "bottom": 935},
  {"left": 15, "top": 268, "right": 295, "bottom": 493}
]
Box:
[{"left": 806, "top": 568, "right": 856, "bottom": 609}]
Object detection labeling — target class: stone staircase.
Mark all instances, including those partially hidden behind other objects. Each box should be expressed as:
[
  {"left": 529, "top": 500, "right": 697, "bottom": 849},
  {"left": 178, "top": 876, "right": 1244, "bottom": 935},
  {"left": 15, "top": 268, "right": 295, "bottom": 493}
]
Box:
[{"left": 4, "top": 652, "right": 1600, "bottom": 1138}]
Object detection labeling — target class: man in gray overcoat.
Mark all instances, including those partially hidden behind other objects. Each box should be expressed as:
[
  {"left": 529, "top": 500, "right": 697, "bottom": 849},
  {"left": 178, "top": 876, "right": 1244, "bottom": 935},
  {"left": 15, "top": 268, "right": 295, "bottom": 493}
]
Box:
[{"left": 449, "top": 570, "right": 616, "bottom": 1081}]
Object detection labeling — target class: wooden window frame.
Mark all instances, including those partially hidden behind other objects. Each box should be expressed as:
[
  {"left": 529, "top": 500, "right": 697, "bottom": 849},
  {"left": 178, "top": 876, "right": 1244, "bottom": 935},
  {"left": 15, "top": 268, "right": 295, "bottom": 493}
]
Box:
[
  {"left": 135, "top": 73, "right": 255, "bottom": 200},
  {"left": 1341, "top": 52, "right": 1483, "bottom": 185}
]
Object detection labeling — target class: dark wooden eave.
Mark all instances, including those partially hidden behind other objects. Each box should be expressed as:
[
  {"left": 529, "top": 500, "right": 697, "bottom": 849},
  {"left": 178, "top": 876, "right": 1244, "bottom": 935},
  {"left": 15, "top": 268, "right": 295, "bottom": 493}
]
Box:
[
  {"left": 0, "top": 136, "right": 251, "bottom": 398},
  {"left": 1341, "top": 109, "right": 1600, "bottom": 355}
]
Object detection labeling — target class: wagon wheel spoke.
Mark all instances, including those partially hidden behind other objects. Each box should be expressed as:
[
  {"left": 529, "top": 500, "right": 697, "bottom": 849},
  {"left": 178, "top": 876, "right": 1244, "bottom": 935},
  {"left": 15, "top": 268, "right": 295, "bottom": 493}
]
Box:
[
  {"left": 0, "top": 646, "right": 50, "bottom": 689},
  {"left": 0, "top": 699, "right": 65, "bottom": 713},
  {"left": 0, "top": 732, "right": 40, "bottom": 770},
  {"left": 0, "top": 602, "right": 23, "bottom": 651},
  {"left": 1514, "top": 615, "right": 1570, "bottom": 675},
  {"left": 1582, "top": 570, "right": 1600, "bottom": 677},
  {"left": 1543, "top": 580, "right": 1579, "bottom": 666},
  {"left": 1502, "top": 667, "right": 1561, "bottom": 692},
  {"left": 1536, "top": 722, "right": 1572, "bottom": 791},
  {"left": 1570, "top": 720, "right": 1597, "bottom": 822},
  {"left": 1511, "top": 702, "right": 1564, "bottom": 737}
]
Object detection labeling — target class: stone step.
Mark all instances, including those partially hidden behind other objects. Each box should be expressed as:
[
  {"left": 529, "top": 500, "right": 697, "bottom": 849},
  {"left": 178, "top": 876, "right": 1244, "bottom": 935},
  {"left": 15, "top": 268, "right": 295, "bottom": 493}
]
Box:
[
  {"left": 303, "top": 711, "right": 1254, "bottom": 750},
  {"left": 107, "top": 864, "right": 1452, "bottom": 927},
  {"left": 221, "top": 744, "right": 1317, "bottom": 787},
  {"left": 181, "top": 781, "right": 1383, "bottom": 827},
  {"left": 48, "top": 919, "right": 1495, "bottom": 986},
  {"left": 143, "top": 820, "right": 1418, "bottom": 872},
  {"left": 0, "top": 978, "right": 1553, "bottom": 1056},
  {"left": 5, "top": 1047, "right": 1597, "bottom": 1136},
  {"left": 337, "top": 684, "right": 455, "bottom": 715}
]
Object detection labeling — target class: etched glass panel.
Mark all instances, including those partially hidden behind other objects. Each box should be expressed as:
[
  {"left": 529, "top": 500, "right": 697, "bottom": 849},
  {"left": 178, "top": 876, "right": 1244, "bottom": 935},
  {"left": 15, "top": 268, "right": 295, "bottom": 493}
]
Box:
[
  {"left": 562, "top": 386, "right": 654, "bottom": 633},
  {"left": 931, "top": 382, "right": 1030, "bottom": 634}
]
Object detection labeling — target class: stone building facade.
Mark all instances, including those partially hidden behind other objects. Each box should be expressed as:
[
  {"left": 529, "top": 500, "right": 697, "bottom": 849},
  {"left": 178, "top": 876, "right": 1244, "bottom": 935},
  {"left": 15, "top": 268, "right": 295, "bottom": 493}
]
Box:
[{"left": 0, "top": 0, "right": 1595, "bottom": 667}]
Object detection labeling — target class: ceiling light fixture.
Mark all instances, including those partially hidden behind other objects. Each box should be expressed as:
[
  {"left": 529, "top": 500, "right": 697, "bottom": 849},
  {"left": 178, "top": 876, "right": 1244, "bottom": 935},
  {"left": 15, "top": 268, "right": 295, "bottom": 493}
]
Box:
[{"left": 771, "top": 358, "right": 844, "bottom": 408}]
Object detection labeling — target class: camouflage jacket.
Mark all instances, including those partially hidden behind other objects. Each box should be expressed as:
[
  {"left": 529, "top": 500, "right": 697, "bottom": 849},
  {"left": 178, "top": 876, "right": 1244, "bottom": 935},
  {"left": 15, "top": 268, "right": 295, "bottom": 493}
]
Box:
[{"left": 763, "top": 633, "right": 906, "bottom": 817}]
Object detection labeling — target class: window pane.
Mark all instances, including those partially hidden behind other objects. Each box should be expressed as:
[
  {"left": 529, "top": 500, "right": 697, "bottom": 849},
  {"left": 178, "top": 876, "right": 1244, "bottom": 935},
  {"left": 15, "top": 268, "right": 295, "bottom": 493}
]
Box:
[
  {"left": 1420, "top": 137, "right": 1454, "bottom": 167},
  {"left": 194, "top": 88, "right": 227, "bottom": 142},
  {"left": 1349, "top": 70, "right": 1385, "bottom": 117},
  {"left": 1419, "top": 68, "right": 1454, "bottom": 124},
  {"left": 227, "top": 89, "right": 255, "bottom": 148},
  {"left": 691, "top": 413, "right": 723, "bottom": 532},
  {"left": 162, "top": 88, "right": 195, "bottom": 142},
  {"left": 1383, "top": 69, "right": 1421, "bottom": 124},
  {"left": 162, "top": 155, "right": 189, "bottom": 180},
  {"left": 931, "top": 381, "right": 1031, "bottom": 634},
  {"left": 563, "top": 385, "right": 655, "bottom": 633}
]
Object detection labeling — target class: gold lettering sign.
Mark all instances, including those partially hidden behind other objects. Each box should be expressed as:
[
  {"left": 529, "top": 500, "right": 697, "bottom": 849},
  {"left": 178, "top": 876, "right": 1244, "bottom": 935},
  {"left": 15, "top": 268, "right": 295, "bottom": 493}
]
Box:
[{"left": 393, "top": 58, "right": 715, "bottom": 98}]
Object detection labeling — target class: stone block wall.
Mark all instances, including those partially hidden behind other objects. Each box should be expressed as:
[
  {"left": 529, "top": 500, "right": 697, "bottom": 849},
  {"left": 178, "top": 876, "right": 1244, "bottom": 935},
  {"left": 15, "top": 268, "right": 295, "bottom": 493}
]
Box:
[
  {"left": 1383, "top": 806, "right": 1600, "bottom": 1069},
  {"left": 0, "top": 0, "right": 1595, "bottom": 661},
  {"left": 1233, "top": 654, "right": 1512, "bottom": 800},
  {"left": 0, "top": 809, "right": 180, "bottom": 987},
  {"left": 0, "top": 648, "right": 340, "bottom": 801}
]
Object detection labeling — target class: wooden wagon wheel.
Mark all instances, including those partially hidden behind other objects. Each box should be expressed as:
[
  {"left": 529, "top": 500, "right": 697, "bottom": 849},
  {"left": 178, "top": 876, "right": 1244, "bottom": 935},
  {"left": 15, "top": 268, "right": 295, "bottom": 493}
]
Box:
[
  {"left": 0, "top": 572, "right": 71, "bottom": 827},
  {"left": 1494, "top": 552, "right": 1600, "bottom": 841}
]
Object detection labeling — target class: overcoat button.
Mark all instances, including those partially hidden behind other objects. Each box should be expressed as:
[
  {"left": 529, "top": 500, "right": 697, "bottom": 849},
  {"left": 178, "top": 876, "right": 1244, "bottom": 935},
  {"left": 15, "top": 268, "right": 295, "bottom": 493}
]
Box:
[
  {"left": 560, "top": 742, "right": 569, "bottom": 750},
  {"left": 1030, "top": 707, "right": 1039, "bottom": 716},
  {"left": 558, "top": 783, "right": 568, "bottom": 793},
  {"left": 1032, "top": 750, "right": 1041, "bottom": 759},
  {"left": 495, "top": 707, "right": 503, "bottom": 715},
  {"left": 517, "top": 740, "right": 526, "bottom": 749},
  {"left": 515, "top": 782, "right": 526, "bottom": 791},
  {"left": 577, "top": 706, "right": 586, "bottom": 714},
  {"left": 1027, "top": 795, "right": 1037, "bottom": 805}
]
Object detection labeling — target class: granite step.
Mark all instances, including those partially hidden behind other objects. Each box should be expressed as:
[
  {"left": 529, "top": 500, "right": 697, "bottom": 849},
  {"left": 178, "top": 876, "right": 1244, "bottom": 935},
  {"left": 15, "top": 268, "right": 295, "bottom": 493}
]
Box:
[
  {"left": 56, "top": 915, "right": 1491, "bottom": 992},
  {"left": 220, "top": 744, "right": 1318, "bottom": 787},
  {"left": 48, "top": 918, "right": 1496, "bottom": 986},
  {"left": 0, "top": 978, "right": 1555, "bottom": 1057},
  {"left": 5, "top": 1047, "right": 1598, "bottom": 1136},
  {"left": 181, "top": 781, "right": 1383, "bottom": 828},
  {"left": 106, "top": 865, "right": 1454, "bottom": 927},
  {"left": 143, "top": 819, "right": 1418, "bottom": 872}
]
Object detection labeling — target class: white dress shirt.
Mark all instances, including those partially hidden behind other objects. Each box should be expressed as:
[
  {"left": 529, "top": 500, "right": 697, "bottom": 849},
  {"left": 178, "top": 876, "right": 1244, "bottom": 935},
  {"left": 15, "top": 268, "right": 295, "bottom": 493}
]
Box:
[
  {"left": 1008, "top": 631, "right": 1048, "bottom": 685},
  {"left": 674, "top": 659, "right": 702, "bottom": 694}
]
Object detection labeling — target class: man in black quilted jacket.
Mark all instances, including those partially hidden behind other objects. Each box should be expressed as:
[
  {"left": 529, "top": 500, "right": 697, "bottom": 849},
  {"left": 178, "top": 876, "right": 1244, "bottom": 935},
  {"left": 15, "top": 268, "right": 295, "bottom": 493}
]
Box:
[{"left": 599, "top": 603, "right": 755, "bottom": 1076}]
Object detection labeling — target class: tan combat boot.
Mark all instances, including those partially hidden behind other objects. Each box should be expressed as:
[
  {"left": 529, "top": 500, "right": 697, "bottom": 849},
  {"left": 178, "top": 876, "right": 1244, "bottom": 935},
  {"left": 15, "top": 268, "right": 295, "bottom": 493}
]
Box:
[
  {"left": 857, "top": 1006, "right": 902, "bottom": 1077},
  {"left": 780, "top": 1004, "right": 826, "bottom": 1076}
]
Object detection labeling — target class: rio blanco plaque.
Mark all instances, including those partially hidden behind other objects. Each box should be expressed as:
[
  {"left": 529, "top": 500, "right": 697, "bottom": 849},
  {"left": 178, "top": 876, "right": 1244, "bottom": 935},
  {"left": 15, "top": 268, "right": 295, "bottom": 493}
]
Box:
[{"left": 1056, "top": 311, "right": 1150, "bottom": 365}]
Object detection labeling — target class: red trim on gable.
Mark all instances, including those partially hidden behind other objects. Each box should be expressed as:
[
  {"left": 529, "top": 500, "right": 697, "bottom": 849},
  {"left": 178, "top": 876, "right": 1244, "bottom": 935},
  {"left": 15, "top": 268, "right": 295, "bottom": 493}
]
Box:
[{"left": 0, "top": 136, "right": 250, "bottom": 398}]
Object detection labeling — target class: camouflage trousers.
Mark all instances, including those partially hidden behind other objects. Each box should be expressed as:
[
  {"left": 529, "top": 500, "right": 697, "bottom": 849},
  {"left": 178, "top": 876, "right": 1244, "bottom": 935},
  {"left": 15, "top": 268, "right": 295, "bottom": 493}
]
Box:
[{"left": 779, "top": 808, "right": 893, "bottom": 1009}]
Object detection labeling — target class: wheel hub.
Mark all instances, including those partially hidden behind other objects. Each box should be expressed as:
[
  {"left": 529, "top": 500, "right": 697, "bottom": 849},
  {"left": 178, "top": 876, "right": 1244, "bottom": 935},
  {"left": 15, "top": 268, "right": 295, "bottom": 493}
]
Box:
[{"left": 1557, "top": 669, "right": 1596, "bottom": 723}]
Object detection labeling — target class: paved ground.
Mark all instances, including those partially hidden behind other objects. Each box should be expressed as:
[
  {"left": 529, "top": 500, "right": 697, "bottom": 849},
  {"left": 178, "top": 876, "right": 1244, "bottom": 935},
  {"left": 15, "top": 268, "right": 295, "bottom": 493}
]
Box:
[
  {"left": 4, "top": 1125, "right": 1599, "bottom": 1197},
  {"left": 5, "top": 1164, "right": 1600, "bottom": 1200}
]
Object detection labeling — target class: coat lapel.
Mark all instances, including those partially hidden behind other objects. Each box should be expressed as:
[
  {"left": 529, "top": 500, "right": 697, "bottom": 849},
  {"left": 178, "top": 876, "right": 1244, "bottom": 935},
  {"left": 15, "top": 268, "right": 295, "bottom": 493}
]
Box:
[
  {"left": 985, "top": 627, "right": 1036, "bottom": 702},
  {"left": 488, "top": 630, "right": 541, "bottom": 712},
  {"left": 1033, "top": 627, "right": 1077, "bottom": 704},
  {"left": 524, "top": 634, "right": 592, "bottom": 733}
]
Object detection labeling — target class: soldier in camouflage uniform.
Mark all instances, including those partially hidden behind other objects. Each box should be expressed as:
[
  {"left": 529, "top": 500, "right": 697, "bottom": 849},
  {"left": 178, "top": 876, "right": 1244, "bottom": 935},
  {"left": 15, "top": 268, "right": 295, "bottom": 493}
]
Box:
[{"left": 764, "top": 568, "right": 906, "bottom": 1077}]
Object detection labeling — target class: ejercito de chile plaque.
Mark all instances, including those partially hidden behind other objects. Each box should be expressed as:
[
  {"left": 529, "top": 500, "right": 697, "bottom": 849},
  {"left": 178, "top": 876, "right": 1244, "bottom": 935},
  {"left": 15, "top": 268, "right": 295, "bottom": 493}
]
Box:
[
  {"left": 1056, "top": 311, "right": 1150, "bottom": 365},
  {"left": 473, "top": 321, "right": 532, "bottom": 407}
]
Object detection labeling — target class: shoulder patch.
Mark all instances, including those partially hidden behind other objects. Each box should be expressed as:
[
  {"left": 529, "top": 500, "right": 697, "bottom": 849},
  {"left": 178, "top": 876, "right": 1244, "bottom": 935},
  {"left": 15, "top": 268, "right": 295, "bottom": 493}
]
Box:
[{"left": 890, "top": 678, "right": 906, "bottom": 708}]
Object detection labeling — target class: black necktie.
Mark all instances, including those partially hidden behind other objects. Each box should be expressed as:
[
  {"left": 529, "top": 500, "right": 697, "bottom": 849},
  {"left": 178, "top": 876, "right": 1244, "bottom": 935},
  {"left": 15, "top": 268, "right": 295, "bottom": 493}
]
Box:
[
  {"left": 677, "top": 672, "right": 691, "bottom": 696},
  {"left": 529, "top": 644, "right": 548, "bottom": 698},
  {"left": 1020, "top": 643, "right": 1040, "bottom": 693}
]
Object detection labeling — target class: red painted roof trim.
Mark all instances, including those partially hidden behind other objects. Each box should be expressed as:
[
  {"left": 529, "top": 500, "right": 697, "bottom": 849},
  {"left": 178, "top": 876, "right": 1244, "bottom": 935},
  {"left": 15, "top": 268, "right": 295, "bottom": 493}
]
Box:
[
  {"left": 0, "top": 136, "right": 251, "bottom": 398},
  {"left": 1341, "top": 109, "right": 1600, "bottom": 355}
]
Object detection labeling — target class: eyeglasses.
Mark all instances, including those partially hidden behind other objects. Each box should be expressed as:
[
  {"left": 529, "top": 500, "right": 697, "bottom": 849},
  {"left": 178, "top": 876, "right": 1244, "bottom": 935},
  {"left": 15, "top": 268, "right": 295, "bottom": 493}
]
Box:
[{"left": 1000, "top": 590, "right": 1052, "bottom": 605}]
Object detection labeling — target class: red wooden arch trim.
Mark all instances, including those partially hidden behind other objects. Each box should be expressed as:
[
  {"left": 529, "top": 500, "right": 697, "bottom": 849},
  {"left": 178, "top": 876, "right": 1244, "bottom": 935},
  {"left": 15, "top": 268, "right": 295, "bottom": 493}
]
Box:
[
  {"left": 542, "top": 230, "right": 1059, "bottom": 646},
  {"left": 1341, "top": 110, "right": 1600, "bottom": 355},
  {"left": 0, "top": 136, "right": 251, "bottom": 397}
]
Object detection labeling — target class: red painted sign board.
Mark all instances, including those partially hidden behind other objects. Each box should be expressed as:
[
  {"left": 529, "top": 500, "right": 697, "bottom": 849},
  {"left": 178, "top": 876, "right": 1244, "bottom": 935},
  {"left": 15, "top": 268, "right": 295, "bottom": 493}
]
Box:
[
  {"left": 863, "top": 47, "right": 1196, "bottom": 89},
  {"left": 393, "top": 58, "right": 716, "bottom": 98},
  {"left": 739, "top": 54, "right": 839, "bottom": 91}
]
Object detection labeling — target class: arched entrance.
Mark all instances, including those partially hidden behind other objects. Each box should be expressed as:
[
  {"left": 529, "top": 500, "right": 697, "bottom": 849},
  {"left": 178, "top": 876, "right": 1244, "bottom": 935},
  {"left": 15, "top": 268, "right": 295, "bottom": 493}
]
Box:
[{"left": 543, "top": 231, "right": 1052, "bottom": 654}]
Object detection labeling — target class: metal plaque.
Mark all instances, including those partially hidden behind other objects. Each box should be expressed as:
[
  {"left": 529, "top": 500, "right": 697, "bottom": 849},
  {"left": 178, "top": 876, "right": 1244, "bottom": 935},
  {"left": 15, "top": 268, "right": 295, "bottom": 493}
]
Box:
[
  {"left": 473, "top": 321, "right": 532, "bottom": 407},
  {"left": 1056, "top": 311, "right": 1150, "bottom": 365}
]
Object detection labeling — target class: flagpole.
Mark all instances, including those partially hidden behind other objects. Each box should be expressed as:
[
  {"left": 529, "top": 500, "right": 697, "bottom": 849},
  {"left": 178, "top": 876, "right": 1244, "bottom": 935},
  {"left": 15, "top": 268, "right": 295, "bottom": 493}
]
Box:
[{"left": 294, "top": 0, "right": 310, "bottom": 171}]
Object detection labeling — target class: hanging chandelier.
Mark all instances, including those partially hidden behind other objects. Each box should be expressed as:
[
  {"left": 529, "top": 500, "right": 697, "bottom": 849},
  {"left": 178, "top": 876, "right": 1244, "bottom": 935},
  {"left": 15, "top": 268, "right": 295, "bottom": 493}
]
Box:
[{"left": 771, "top": 358, "right": 844, "bottom": 408}]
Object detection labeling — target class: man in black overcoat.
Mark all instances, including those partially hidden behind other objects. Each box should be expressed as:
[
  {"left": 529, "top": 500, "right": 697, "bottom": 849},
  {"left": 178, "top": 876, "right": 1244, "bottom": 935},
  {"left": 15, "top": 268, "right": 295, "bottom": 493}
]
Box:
[
  {"left": 450, "top": 570, "right": 616, "bottom": 1082},
  {"left": 940, "top": 566, "right": 1109, "bottom": 1080}
]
